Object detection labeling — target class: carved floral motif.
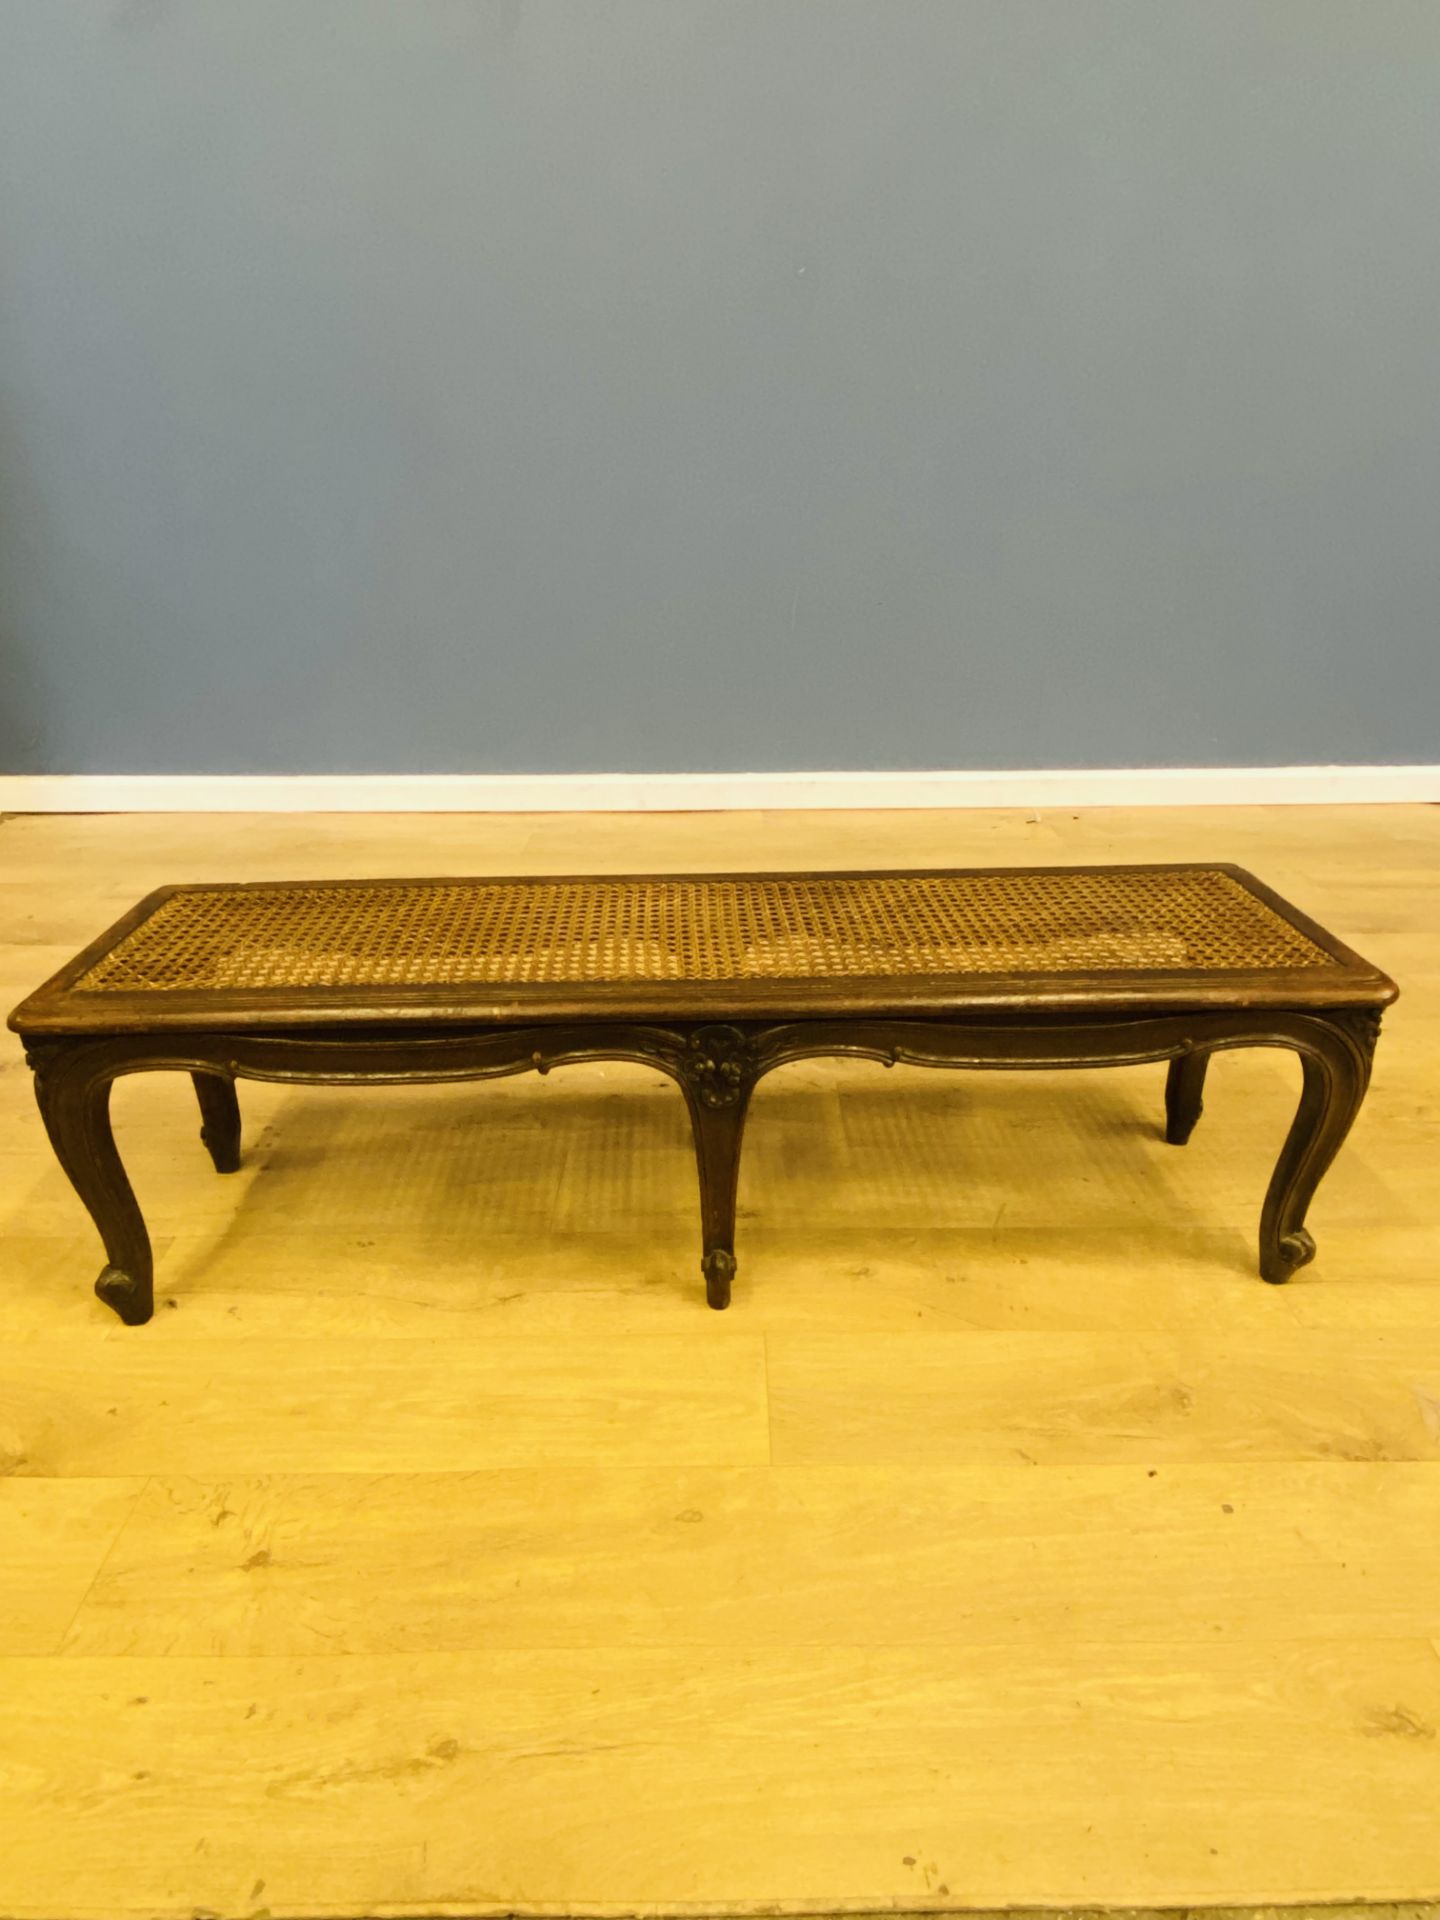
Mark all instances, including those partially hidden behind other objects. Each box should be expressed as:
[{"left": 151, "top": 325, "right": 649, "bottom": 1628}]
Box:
[
  {"left": 681, "top": 1026, "right": 756, "bottom": 1108},
  {"left": 1330, "top": 1007, "right": 1383, "bottom": 1053}
]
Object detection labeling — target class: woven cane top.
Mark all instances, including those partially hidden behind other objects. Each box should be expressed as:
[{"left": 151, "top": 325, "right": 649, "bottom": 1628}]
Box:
[{"left": 72, "top": 867, "right": 1334, "bottom": 996}]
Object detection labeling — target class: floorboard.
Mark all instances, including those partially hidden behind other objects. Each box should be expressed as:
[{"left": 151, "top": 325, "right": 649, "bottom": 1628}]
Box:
[{"left": 3, "top": 804, "right": 1438, "bottom": 1912}]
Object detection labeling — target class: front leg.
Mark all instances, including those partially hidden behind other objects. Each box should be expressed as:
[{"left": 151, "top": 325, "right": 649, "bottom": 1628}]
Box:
[
  {"left": 30, "top": 1043, "right": 154, "bottom": 1324},
  {"left": 677, "top": 1026, "right": 759, "bottom": 1310},
  {"left": 1258, "top": 1012, "right": 1378, "bottom": 1284},
  {"left": 192, "top": 1071, "right": 241, "bottom": 1173}
]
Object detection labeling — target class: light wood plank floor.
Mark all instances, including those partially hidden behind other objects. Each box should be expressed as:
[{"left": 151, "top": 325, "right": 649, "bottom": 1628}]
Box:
[{"left": 1, "top": 804, "right": 1438, "bottom": 1916}]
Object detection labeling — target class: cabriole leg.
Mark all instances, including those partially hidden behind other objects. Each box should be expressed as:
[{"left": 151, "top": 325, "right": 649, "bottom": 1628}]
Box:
[
  {"left": 686, "top": 1089, "right": 752, "bottom": 1309},
  {"left": 677, "top": 1026, "right": 759, "bottom": 1310},
  {"left": 1258, "top": 1016, "right": 1375, "bottom": 1284},
  {"left": 32, "top": 1047, "right": 154, "bottom": 1325},
  {"left": 1165, "top": 1048, "right": 1211, "bottom": 1145},
  {"left": 192, "top": 1071, "right": 241, "bottom": 1173}
]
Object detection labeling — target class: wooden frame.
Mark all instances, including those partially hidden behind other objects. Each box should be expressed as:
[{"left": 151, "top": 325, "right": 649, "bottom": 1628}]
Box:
[{"left": 9, "top": 866, "right": 1396, "bottom": 1322}]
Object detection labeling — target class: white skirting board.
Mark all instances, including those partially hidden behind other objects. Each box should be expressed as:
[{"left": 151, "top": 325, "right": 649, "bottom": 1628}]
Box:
[{"left": 0, "top": 766, "right": 1437, "bottom": 813}]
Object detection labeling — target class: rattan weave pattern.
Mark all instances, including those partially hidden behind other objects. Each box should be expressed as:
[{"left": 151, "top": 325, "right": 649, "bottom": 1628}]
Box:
[{"left": 74, "top": 870, "right": 1335, "bottom": 995}]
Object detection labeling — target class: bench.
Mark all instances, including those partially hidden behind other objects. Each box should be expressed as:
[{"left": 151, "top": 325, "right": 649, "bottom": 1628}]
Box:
[{"left": 9, "top": 864, "right": 1396, "bottom": 1322}]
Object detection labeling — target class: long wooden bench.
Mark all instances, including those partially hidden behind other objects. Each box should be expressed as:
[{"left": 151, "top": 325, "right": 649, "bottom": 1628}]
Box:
[{"left": 9, "top": 864, "right": 1395, "bottom": 1321}]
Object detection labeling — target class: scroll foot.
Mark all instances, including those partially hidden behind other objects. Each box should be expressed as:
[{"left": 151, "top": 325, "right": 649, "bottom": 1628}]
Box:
[
  {"left": 94, "top": 1264, "right": 155, "bottom": 1325},
  {"left": 1260, "top": 1227, "right": 1316, "bottom": 1285},
  {"left": 703, "top": 1248, "right": 736, "bottom": 1311}
]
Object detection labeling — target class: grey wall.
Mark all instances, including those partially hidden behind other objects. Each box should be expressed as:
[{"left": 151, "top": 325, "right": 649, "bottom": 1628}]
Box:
[{"left": 2, "top": 0, "right": 1438, "bottom": 775}]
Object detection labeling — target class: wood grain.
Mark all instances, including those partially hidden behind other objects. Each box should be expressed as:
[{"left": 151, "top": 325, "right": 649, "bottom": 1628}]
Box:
[
  {"left": 765, "top": 1329, "right": 1440, "bottom": 1465},
  {"left": 2, "top": 1334, "right": 769, "bottom": 1475},
  {"left": 57, "top": 1464, "right": 1440, "bottom": 1657},
  {"left": 0, "top": 1479, "right": 146, "bottom": 1654},
  {"left": 3, "top": 1642, "right": 1440, "bottom": 1912}
]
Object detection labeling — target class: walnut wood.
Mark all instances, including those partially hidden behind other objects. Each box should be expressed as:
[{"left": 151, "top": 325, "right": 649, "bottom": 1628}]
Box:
[
  {"left": 31, "top": 1042, "right": 155, "bottom": 1325},
  {"left": 191, "top": 1071, "right": 241, "bottom": 1174},
  {"left": 676, "top": 1027, "right": 758, "bottom": 1311},
  {"left": 1256, "top": 1008, "right": 1377, "bottom": 1284},
  {"left": 1164, "top": 1050, "right": 1211, "bottom": 1145},
  {"left": 9, "top": 867, "right": 1396, "bottom": 1322}
]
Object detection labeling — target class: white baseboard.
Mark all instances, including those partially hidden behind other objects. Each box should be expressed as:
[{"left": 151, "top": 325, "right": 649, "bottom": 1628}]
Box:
[{"left": 1, "top": 766, "right": 1436, "bottom": 813}]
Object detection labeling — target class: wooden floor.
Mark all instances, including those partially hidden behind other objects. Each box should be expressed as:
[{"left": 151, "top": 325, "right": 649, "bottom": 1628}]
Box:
[{"left": 2, "top": 804, "right": 1438, "bottom": 1917}]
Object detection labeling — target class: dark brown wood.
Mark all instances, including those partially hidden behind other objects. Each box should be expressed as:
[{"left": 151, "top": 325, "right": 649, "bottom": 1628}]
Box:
[
  {"left": 191, "top": 1071, "right": 241, "bottom": 1173},
  {"left": 1164, "top": 1049, "right": 1211, "bottom": 1145},
  {"left": 1256, "top": 1007, "right": 1378, "bottom": 1284},
  {"left": 676, "top": 1027, "right": 761, "bottom": 1310},
  {"left": 31, "top": 1040, "right": 155, "bottom": 1325},
  {"left": 9, "top": 866, "right": 1396, "bottom": 1322}
]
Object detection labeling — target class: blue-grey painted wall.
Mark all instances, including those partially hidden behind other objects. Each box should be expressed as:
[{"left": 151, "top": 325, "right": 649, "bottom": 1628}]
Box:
[{"left": 2, "top": 0, "right": 1438, "bottom": 775}]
